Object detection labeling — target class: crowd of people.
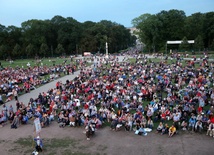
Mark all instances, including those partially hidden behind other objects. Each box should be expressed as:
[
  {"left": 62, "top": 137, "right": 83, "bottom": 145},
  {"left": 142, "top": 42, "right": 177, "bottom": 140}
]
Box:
[
  {"left": 0, "top": 58, "right": 81, "bottom": 103},
  {"left": 1, "top": 52, "right": 214, "bottom": 144}
]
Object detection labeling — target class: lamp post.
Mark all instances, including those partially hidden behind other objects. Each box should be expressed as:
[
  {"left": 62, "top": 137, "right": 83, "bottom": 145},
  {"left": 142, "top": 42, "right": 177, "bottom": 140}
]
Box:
[{"left": 105, "top": 41, "right": 108, "bottom": 58}]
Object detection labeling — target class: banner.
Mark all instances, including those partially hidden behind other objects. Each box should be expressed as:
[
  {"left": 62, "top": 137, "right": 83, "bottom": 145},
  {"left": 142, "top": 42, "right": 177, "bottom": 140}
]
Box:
[{"left": 34, "top": 118, "right": 41, "bottom": 134}]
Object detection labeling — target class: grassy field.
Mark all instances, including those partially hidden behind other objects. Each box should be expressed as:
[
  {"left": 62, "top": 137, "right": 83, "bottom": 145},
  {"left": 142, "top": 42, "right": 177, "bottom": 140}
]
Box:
[
  {"left": 11, "top": 137, "right": 93, "bottom": 155},
  {"left": 0, "top": 57, "right": 73, "bottom": 69}
]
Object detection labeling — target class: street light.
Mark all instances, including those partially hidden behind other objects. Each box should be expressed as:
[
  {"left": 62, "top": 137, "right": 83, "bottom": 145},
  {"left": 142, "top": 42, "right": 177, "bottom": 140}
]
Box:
[{"left": 105, "top": 41, "right": 108, "bottom": 58}]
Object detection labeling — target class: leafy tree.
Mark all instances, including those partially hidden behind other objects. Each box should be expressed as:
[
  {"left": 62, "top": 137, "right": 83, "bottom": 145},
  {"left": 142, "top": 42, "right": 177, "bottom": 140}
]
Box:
[
  {"left": 194, "top": 35, "right": 204, "bottom": 51},
  {"left": 12, "top": 43, "right": 21, "bottom": 58},
  {"left": 210, "top": 39, "right": 214, "bottom": 51},
  {"left": 179, "top": 37, "right": 189, "bottom": 51},
  {"left": 203, "top": 12, "right": 214, "bottom": 48},
  {"left": 0, "top": 44, "right": 8, "bottom": 59},
  {"left": 55, "top": 44, "right": 65, "bottom": 55},
  {"left": 39, "top": 43, "right": 49, "bottom": 57},
  {"left": 185, "top": 12, "right": 204, "bottom": 40},
  {"left": 134, "top": 10, "right": 187, "bottom": 52},
  {"left": 25, "top": 43, "right": 35, "bottom": 58}
]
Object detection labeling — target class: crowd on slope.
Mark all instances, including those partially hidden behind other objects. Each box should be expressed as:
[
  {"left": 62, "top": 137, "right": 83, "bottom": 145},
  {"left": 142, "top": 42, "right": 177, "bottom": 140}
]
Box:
[
  {"left": 1, "top": 52, "right": 214, "bottom": 143},
  {"left": 0, "top": 58, "right": 82, "bottom": 103}
]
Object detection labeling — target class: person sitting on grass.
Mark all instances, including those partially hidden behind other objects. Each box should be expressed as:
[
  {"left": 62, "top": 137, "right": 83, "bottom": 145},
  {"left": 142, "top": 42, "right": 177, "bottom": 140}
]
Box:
[
  {"left": 85, "top": 123, "right": 95, "bottom": 140},
  {"left": 135, "top": 124, "right": 147, "bottom": 136},
  {"left": 194, "top": 120, "right": 203, "bottom": 133},
  {"left": 11, "top": 115, "right": 19, "bottom": 129},
  {"left": 188, "top": 114, "right": 196, "bottom": 131},
  {"left": 206, "top": 122, "right": 214, "bottom": 137},
  {"left": 0, "top": 114, "right": 7, "bottom": 127},
  {"left": 181, "top": 120, "right": 188, "bottom": 131},
  {"left": 156, "top": 122, "right": 164, "bottom": 133},
  {"left": 161, "top": 123, "right": 169, "bottom": 135},
  {"left": 168, "top": 124, "right": 176, "bottom": 137},
  {"left": 21, "top": 114, "right": 28, "bottom": 124},
  {"left": 110, "top": 116, "right": 119, "bottom": 131},
  {"left": 147, "top": 117, "right": 154, "bottom": 129}
]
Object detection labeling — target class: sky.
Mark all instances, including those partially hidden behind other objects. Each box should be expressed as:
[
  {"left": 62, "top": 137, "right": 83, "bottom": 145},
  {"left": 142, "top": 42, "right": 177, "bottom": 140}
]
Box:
[{"left": 0, "top": 0, "right": 213, "bottom": 28}]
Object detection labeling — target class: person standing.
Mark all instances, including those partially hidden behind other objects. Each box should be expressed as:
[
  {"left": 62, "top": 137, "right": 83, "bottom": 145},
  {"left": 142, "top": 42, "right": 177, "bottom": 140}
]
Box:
[{"left": 13, "top": 88, "right": 18, "bottom": 101}]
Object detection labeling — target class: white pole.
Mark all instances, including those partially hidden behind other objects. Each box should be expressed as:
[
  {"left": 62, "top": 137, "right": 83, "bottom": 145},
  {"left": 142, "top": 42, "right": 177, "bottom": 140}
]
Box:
[
  {"left": 106, "top": 42, "right": 108, "bottom": 55},
  {"left": 105, "top": 42, "right": 108, "bottom": 59}
]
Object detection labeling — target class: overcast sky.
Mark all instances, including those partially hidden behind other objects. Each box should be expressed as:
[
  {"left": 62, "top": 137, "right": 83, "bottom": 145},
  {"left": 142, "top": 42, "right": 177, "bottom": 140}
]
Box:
[{"left": 0, "top": 0, "right": 213, "bottom": 27}]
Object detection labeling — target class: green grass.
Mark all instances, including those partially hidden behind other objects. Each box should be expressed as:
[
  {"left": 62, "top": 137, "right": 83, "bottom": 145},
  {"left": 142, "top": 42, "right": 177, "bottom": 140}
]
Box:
[
  {"left": 0, "top": 57, "right": 72, "bottom": 69},
  {"left": 129, "top": 57, "right": 205, "bottom": 69},
  {"left": 13, "top": 137, "right": 101, "bottom": 155}
]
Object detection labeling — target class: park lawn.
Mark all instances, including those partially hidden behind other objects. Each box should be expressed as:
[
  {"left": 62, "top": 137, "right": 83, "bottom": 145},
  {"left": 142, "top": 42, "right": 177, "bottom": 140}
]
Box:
[
  {"left": 129, "top": 57, "right": 204, "bottom": 69},
  {"left": 0, "top": 57, "right": 72, "bottom": 69},
  {"left": 0, "top": 57, "right": 77, "bottom": 103}
]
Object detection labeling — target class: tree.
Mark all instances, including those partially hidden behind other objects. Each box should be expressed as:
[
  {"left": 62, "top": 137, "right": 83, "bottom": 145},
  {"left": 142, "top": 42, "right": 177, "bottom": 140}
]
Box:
[
  {"left": 132, "top": 14, "right": 161, "bottom": 52},
  {"left": 39, "top": 43, "right": 49, "bottom": 57},
  {"left": 210, "top": 39, "right": 214, "bottom": 51},
  {"left": 194, "top": 35, "right": 204, "bottom": 51},
  {"left": 25, "top": 43, "right": 35, "bottom": 58},
  {"left": 133, "top": 10, "right": 186, "bottom": 52},
  {"left": 203, "top": 12, "right": 214, "bottom": 48},
  {"left": 179, "top": 37, "right": 189, "bottom": 51},
  {"left": 55, "top": 44, "right": 65, "bottom": 56},
  {"left": 12, "top": 43, "right": 21, "bottom": 58},
  {"left": 0, "top": 44, "right": 8, "bottom": 59},
  {"left": 185, "top": 12, "right": 204, "bottom": 40}
]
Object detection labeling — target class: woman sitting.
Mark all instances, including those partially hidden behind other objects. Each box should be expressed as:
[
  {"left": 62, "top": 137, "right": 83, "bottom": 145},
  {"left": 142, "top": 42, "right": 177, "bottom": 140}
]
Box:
[
  {"left": 161, "top": 123, "right": 169, "bottom": 135},
  {"left": 147, "top": 117, "right": 154, "bottom": 129},
  {"left": 11, "top": 115, "right": 19, "bottom": 129},
  {"left": 181, "top": 120, "right": 188, "bottom": 130},
  {"left": 156, "top": 122, "right": 164, "bottom": 133}
]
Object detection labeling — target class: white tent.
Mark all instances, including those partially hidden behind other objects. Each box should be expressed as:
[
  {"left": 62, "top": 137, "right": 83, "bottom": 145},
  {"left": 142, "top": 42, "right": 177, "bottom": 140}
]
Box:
[
  {"left": 167, "top": 40, "right": 194, "bottom": 44},
  {"left": 166, "top": 40, "right": 194, "bottom": 53}
]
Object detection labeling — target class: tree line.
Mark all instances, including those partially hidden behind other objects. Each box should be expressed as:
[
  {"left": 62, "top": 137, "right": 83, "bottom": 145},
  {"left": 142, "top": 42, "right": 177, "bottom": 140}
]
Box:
[
  {"left": 0, "top": 15, "right": 136, "bottom": 59},
  {"left": 132, "top": 9, "right": 214, "bottom": 53}
]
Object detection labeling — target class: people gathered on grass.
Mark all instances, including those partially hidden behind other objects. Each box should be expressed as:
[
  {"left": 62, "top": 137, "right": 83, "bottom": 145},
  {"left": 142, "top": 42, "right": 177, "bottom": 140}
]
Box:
[
  {"left": 0, "top": 59, "right": 80, "bottom": 102},
  {"left": 0, "top": 52, "right": 214, "bottom": 142}
]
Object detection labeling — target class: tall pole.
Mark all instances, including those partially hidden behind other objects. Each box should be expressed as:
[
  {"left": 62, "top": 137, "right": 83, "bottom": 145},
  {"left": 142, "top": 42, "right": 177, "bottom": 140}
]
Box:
[{"left": 106, "top": 42, "right": 108, "bottom": 56}]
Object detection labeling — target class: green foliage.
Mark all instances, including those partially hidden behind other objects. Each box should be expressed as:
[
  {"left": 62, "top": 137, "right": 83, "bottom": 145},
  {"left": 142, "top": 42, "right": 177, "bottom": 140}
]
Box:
[
  {"left": 194, "top": 35, "right": 204, "bottom": 51},
  {"left": 179, "top": 36, "right": 189, "bottom": 51},
  {"left": 133, "top": 10, "right": 214, "bottom": 52},
  {"left": 40, "top": 43, "right": 49, "bottom": 57},
  {"left": 0, "top": 16, "right": 135, "bottom": 59},
  {"left": 55, "top": 44, "right": 65, "bottom": 55},
  {"left": 12, "top": 43, "right": 21, "bottom": 58},
  {"left": 25, "top": 43, "right": 35, "bottom": 57}
]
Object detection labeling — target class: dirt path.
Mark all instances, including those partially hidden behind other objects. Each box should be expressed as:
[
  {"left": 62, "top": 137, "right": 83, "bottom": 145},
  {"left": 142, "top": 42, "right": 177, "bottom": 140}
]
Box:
[{"left": 0, "top": 119, "right": 213, "bottom": 155}]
